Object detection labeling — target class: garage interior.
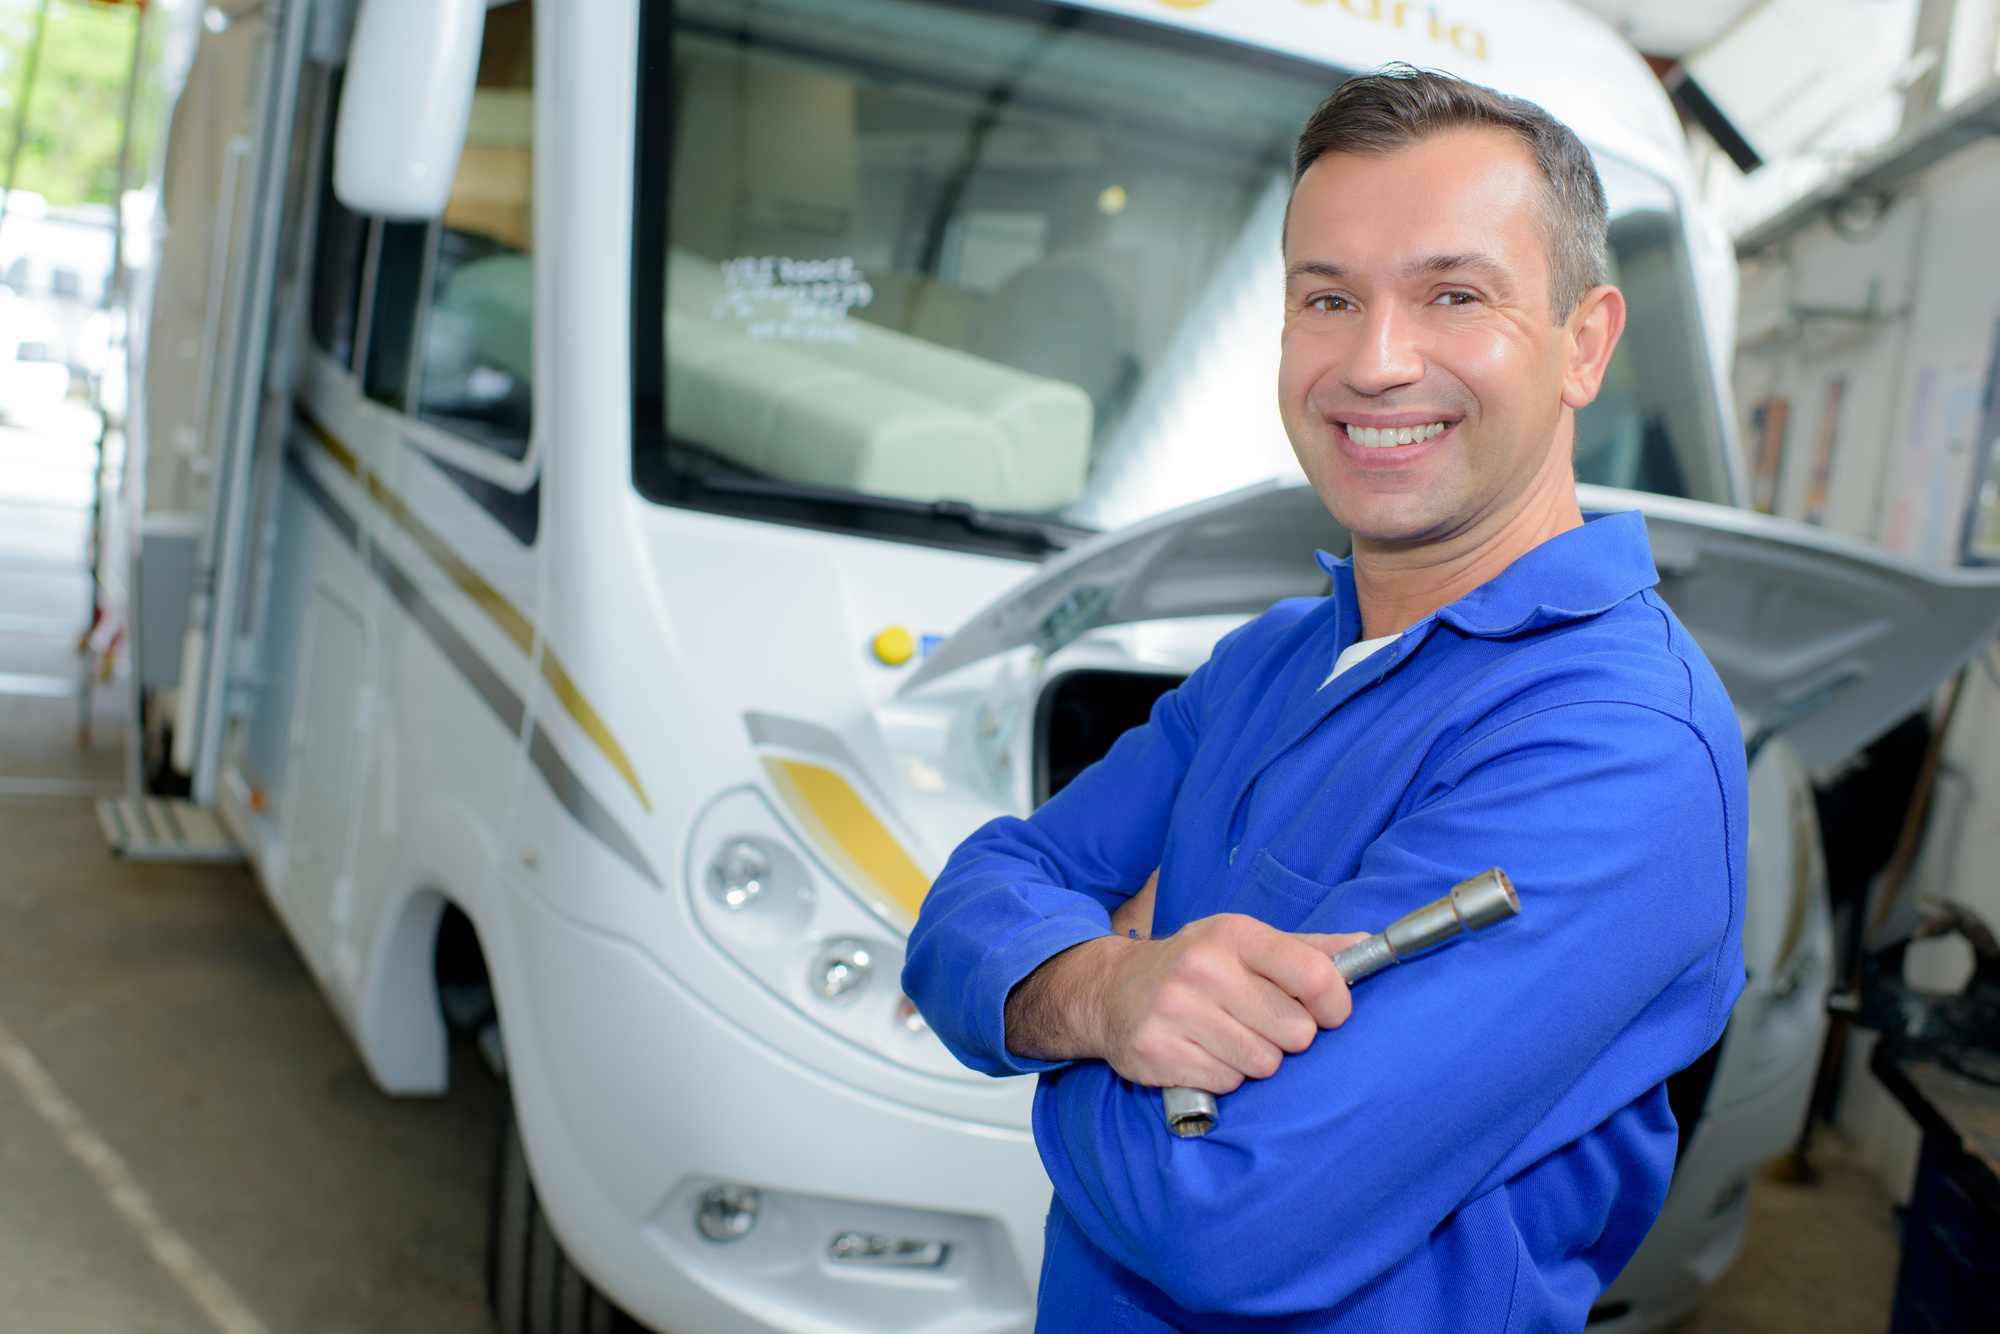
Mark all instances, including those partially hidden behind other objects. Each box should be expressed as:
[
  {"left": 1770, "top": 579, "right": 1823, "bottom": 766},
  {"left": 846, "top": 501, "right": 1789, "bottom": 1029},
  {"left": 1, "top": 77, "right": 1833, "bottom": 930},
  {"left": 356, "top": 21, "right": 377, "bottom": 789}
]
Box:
[{"left": 5, "top": 1, "right": 2000, "bottom": 1332}]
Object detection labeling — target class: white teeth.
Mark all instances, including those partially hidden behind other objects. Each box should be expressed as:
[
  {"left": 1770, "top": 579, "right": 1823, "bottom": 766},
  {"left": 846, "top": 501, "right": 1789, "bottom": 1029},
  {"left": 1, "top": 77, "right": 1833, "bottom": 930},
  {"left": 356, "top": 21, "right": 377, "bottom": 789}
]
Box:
[{"left": 1346, "top": 421, "right": 1448, "bottom": 448}]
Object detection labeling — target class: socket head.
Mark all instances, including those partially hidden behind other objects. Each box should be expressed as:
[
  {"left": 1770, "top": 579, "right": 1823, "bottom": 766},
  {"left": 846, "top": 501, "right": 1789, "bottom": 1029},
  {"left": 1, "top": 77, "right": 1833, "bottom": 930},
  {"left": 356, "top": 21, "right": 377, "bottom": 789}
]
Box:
[{"left": 1450, "top": 867, "right": 1519, "bottom": 932}]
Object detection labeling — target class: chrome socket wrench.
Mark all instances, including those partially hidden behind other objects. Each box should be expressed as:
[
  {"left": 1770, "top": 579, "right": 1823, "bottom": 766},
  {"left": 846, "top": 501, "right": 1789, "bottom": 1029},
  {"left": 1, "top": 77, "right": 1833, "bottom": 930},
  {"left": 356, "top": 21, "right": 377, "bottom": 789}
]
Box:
[{"left": 1162, "top": 866, "right": 1519, "bottom": 1138}]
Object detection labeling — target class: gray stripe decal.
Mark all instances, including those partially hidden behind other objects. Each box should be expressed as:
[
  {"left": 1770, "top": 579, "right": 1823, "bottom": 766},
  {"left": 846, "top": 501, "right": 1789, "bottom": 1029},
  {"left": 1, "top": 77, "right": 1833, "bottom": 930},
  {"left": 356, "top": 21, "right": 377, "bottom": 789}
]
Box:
[
  {"left": 287, "top": 436, "right": 657, "bottom": 887},
  {"left": 744, "top": 711, "right": 852, "bottom": 763},
  {"left": 526, "top": 723, "right": 660, "bottom": 886},
  {"left": 285, "top": 448, "right": 359, "bottom": 548},
  {"left": 367, "top": 547, "right": 527, "bottom": 737}
]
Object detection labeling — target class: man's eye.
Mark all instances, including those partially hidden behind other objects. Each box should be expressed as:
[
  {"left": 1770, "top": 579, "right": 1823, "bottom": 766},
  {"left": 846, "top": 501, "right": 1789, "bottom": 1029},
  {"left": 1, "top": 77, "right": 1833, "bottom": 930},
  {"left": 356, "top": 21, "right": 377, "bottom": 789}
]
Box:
[
  {"left": 1307, "top": 294, "right": 1351, "bottom": 312},
  {"left": 1434, "top": 290, "right": 1476, "bottom": 306}
]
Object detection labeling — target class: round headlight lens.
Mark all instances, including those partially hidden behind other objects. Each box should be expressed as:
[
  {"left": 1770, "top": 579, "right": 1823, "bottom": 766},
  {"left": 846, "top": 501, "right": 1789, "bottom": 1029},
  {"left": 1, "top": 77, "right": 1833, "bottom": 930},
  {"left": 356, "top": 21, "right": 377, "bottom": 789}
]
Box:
[
  {"left": 709, "top": 841, "right": 770, "bottom": 910},
  {"left": 809, "top": 939, "right": 874, "bottom": 1003}
]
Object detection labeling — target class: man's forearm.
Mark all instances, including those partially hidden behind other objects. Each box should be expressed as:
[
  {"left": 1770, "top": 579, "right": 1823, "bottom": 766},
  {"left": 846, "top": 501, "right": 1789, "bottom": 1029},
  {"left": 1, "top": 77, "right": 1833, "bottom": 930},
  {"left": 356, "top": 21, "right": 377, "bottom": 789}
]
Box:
[{"left": 1004, "top": 935, "right": 1130, "bottom": 1063}]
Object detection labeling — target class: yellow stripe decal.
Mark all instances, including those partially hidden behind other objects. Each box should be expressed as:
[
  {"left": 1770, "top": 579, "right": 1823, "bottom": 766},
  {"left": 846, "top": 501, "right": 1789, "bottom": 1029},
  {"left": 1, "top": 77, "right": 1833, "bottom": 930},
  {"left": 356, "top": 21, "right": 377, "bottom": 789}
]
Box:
[
  {"left": 762, "top": 757, "right": 930, "bottom": 924},
  {"left": 296, "top": 405, "right": 649, "bottom": 811},
  {"left": 362, "top": 471, "right": 535, "bottom": 654},
  {"left": 300, "top": 412, "right": 360, "bottom": 478},
  {"left": 541, "top": 650, "right": 650, "bottom": 812}
]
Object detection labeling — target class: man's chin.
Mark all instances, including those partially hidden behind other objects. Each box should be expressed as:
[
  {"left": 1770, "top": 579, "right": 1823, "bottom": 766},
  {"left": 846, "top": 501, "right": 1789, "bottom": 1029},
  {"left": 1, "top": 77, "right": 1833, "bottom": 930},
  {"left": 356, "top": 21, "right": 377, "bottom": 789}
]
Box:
[{"left": 1315, "top": 489, "right": 1463, "bottom": 549}]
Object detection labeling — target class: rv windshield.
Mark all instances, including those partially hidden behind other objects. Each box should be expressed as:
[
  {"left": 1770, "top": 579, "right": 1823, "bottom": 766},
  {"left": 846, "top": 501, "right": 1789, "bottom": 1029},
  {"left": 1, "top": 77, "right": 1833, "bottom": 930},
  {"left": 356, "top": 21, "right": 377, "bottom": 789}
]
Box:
[{"left": 632, "top": 0, "right": 1729, "bottom": 555}]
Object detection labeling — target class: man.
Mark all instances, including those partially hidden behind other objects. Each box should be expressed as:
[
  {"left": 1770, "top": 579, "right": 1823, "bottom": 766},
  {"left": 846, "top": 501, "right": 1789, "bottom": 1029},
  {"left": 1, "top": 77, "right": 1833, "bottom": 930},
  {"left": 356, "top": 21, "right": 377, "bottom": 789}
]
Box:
[{"left": 903, "top": 67, "right": 1746, "bottom": 1331}]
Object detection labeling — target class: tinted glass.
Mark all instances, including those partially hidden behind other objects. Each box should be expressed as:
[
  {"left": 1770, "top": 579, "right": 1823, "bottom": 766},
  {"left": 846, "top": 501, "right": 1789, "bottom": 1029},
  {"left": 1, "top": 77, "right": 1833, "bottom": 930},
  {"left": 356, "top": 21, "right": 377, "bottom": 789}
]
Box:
[
  {"left": 636, "top": 0, "right": 1335, "bottom": 551},
  {"left": 309, "top": 72, "right": 367, "bottom": 368},
  {"left": 1573, "top": 156, "right": 1728, "bottom": 503},
  {"left": 362, "top": 220, "right": 428, "bottom": 409},
  {"left": 414, "top": 0, "right": 534, "bottom": 458},
  {"left": 635, "top": 0, "right": 1729, "bottom": 554}
]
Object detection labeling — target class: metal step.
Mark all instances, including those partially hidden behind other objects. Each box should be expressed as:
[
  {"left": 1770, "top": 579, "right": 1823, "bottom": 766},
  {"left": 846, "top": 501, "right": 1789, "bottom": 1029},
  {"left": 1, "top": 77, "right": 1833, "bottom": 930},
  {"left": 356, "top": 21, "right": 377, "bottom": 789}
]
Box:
[{"left": 95, "top": 796, "right": 244, "bottom": 863}]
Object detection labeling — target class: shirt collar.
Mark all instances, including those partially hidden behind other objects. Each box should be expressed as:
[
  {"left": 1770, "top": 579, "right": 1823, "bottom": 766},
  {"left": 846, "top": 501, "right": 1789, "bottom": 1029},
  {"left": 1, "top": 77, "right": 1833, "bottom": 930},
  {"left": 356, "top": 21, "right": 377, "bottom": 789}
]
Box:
[{"left": 1311, "top": 509, "right": 1658, "bottom": 641}]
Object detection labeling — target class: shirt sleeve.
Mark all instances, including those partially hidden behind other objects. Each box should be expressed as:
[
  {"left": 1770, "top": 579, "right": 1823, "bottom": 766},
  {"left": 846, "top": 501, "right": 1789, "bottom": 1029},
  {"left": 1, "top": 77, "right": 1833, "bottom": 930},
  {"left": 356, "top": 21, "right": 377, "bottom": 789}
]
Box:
[
  {"left": 901, "top": 675, "right": 1197, "bottom": 1077},
  {"left": 1032, "top": 699, "right": 1746, "bottom": 1315},
  {"left": 901, "top": 611, "right": 1297, "bottom": 1078}
]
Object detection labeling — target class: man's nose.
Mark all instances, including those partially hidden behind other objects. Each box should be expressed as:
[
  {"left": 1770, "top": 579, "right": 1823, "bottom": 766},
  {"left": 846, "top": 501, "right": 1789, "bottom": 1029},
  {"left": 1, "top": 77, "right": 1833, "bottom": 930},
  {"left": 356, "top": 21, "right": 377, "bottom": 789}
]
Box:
[{"left": 1341, "top": 304, "right": 1426, "bottom": 397}]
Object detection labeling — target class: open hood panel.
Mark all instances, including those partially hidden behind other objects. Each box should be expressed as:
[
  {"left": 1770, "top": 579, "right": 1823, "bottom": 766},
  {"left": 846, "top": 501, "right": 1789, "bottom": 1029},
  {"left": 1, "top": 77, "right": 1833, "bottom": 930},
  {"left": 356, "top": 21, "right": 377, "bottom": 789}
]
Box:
[
  {"left": 909, "top": 482, "right": 2000, "bottom": 772},
  {"left": 1583, "top": 485, "right": 2000, "bottom": 770},
  {"left": 904, "top": 483, "right": 1346, "bottom": 689}
]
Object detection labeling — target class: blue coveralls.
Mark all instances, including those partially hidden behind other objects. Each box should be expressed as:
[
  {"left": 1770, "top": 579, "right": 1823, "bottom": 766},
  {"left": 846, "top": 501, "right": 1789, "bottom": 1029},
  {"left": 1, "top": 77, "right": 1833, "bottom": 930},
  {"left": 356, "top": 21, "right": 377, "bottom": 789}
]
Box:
[{"left": 902, "top": 511, "right": 1749, "bottom": 1332}]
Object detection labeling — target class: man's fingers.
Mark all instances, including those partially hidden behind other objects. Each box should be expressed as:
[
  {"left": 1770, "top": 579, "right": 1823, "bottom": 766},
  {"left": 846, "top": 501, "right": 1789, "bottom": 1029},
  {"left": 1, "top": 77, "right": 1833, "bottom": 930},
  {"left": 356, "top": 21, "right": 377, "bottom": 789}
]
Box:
[
  {"left": 1188, "top": 1006, "right": 1293, "bottom": 1079},
  {"left": 1135, "top": 1043, "right": 1246, "bottom": 1096},
  {"left": 1285, "top": 932, "right": 1370, "bottom": 1027},
  {"left": 1208, "top": 970, "right": 1323, "bottom": 1054},
  {"left": 1160, "top": 920, "right": 1336, "bottom": 1052},
  {"left": 1297, "top": 930, "right": 1373, "bottom": 957},
  {"left": 1230, "top": 924, "right": 1354, "bottom": 1032},
  {"left": 1097, "top": 916, "right": 1367, "bottom": 1091},
  {"left": 1119, "top": 1015, "right": 1275, "bottom": 1092},
  {"left": 1144, "top": 961, "right": 1301, "bottom": 1071}
]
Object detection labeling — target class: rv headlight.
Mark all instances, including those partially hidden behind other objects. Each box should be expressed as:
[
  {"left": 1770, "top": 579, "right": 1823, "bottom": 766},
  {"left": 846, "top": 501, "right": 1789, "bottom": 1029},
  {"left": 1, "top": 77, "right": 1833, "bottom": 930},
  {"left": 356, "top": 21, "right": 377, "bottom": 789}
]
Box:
[
  {"left": 685, "top": 788, "right": 985, "bottom": 1084},
  {"left": 710, "top": 841, "right": 770, "bottom": 909},
  {"left": 809, "top": 939, "right": 874, "bottom": 1003}
]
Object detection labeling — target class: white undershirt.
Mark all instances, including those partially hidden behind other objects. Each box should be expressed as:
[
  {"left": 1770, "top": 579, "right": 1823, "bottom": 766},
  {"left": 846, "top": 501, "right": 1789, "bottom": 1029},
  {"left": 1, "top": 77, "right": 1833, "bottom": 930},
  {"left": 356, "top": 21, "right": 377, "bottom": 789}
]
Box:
[{"left": 1322, "top": 633, "right": 1398, "bottom": 689}]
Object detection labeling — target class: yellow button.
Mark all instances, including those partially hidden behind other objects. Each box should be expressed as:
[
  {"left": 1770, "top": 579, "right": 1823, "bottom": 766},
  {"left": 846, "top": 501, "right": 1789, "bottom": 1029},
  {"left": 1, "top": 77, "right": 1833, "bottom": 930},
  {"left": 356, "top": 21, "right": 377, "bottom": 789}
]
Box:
[{"left": 872, "top": 626, "right": 916, "bottom": 666}]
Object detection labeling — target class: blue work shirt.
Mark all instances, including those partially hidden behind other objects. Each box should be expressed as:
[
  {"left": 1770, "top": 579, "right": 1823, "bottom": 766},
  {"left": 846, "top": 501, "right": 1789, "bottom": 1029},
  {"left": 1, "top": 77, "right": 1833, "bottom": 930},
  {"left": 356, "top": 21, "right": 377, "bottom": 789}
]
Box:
[{"left": 903, "top": 510, "right": 1748, "bottom": 1332}]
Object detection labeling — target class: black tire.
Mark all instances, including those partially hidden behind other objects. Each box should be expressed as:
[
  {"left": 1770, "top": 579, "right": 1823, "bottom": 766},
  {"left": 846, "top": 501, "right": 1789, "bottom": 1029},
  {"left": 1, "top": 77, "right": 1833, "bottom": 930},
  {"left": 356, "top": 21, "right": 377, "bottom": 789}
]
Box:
[{"left": 490, "top": 1101, "right": 628, "bottom": 1334}]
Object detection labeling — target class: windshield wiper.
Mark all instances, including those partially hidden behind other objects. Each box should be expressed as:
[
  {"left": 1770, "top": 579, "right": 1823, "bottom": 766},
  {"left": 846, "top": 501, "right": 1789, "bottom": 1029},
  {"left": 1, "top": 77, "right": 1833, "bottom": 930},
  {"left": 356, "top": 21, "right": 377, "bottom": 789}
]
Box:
[{"left": 696, "top": 474, "right": 1095, "bottom": 555}]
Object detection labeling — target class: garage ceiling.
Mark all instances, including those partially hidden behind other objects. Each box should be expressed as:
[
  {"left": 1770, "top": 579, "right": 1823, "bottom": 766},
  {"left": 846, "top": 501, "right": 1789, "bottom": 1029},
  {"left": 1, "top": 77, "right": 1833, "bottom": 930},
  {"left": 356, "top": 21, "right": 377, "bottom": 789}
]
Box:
[{"left": 1569, "top": 0, "right": 1769, "bottom": 57}]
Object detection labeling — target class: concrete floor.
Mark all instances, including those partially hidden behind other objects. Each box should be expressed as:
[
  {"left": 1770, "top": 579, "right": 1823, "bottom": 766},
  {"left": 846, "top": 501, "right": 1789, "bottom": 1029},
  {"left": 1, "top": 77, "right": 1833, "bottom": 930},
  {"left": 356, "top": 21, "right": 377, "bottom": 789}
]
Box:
[
  {"left": 0, "top": 402, "right": 1911, "bottom": 1332},
  {"left": 1670, "top": 1130, "right": 1903, "bottom": 1334},
  {"left": 0, "top": 404, "right": 505, "bottom": 1333}
]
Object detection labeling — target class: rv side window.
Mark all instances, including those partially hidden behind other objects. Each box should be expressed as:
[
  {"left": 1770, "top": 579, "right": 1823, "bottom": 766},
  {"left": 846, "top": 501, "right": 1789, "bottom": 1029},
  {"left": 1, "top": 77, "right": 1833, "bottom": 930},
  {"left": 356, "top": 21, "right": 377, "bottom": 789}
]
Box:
[
  {"left": 1572, "top": 156, "right": 1729, "bottom": 504},
  {"left": 411, "top": 0, "right": 534, "bottom": 460},
  {"left": 309, "top": 70, "right": 368, "bottom": 370},
  {"left": 361, "top": 221, "right": 429, "bottom": 409}
]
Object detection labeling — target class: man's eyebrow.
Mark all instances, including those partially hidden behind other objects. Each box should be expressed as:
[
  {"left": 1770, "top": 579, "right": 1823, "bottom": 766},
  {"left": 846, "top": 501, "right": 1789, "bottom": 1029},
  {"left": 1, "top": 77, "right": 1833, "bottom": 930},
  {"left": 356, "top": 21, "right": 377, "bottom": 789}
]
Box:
[
  {"left": 1285, "top": 261, "right": 1345, "bottom": 283},
  {"left": 1415, "top": 252, "right": 1507, "bottom": 279},
  {"left": 1284, "top": 254, "right": 1510, "bottom": 284}
]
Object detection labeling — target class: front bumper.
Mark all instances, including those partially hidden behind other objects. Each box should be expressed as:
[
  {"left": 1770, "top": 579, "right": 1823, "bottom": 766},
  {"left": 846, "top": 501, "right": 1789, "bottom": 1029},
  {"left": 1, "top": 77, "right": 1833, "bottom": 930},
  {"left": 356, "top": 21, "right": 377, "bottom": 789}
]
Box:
[{"left": 499, "top": 878, "right": 1046, "bottom": 1334}]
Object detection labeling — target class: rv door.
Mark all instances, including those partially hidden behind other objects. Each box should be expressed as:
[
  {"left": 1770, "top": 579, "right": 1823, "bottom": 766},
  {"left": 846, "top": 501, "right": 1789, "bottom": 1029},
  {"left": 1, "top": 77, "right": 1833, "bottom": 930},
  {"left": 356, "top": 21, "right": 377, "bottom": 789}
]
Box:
[
  {"left": 907, "top": 482, "right": 2000, "bottom": 771},
  {"left": 145, "top": 0, "right": 313, "bottom": 804}
]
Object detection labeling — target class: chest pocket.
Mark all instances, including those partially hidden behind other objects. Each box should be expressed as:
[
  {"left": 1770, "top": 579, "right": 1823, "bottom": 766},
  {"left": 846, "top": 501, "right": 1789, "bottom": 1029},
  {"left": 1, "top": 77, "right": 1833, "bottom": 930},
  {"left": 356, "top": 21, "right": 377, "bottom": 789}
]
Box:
[{"left": 1211, "top": 848, "right": 1343, "bottom": 933}]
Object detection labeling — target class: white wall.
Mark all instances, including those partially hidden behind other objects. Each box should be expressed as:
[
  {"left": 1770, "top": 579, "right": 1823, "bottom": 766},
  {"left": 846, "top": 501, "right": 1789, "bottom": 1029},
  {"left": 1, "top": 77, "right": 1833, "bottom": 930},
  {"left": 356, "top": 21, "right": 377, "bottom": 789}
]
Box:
[{"left": 1731, "top": 132, "right": 2000, "bottom": 1204}]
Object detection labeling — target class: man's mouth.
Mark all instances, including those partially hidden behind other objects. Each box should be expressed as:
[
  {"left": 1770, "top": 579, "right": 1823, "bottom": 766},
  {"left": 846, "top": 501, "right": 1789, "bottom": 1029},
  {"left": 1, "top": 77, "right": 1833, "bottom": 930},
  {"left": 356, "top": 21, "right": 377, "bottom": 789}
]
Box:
[{"left": 1342, "top": 421, "right": 1451, "bottom": 449}]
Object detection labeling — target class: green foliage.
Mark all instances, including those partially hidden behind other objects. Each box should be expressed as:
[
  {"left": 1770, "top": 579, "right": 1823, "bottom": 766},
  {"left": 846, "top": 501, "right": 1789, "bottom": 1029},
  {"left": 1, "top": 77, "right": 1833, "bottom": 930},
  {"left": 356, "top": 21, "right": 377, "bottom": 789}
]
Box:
[{"left": 0, "top": 0, "right": 140, "bottom": 207}]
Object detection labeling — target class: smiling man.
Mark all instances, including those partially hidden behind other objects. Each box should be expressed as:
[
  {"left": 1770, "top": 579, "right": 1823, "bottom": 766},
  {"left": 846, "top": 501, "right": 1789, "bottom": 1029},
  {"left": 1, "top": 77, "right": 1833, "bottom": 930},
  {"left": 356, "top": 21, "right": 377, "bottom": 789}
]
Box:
[{"left": 904, "top": 68, "right": 1747, "bottom": 1331}]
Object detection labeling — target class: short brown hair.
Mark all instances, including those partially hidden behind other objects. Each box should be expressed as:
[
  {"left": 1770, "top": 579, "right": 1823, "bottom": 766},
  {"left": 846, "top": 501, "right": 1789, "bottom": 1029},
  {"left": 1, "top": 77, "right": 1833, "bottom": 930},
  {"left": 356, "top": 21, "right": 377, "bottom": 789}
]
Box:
[{"left": 1290, "top": 65, "right": 1608, "bottom": 322}]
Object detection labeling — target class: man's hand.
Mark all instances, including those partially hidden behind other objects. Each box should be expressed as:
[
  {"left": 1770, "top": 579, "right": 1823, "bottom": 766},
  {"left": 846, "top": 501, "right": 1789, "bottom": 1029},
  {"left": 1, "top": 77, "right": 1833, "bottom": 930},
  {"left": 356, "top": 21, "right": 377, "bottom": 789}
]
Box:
[{"left": 1005, "top": 914, "right": 1369, "bottom": 1093}]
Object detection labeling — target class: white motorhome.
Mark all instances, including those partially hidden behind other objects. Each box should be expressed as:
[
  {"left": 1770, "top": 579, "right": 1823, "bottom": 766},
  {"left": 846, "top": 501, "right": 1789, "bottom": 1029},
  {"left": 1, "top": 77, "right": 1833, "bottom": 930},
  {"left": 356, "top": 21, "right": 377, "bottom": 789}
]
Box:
[{"left": 116, "top": 0, "right": 2000, "bottom": 1331}]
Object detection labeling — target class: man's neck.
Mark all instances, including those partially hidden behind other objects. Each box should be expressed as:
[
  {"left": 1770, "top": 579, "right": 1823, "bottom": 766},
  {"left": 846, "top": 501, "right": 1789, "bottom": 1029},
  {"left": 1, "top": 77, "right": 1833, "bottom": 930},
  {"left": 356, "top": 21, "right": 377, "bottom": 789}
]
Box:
[{"left": 1351, "top": 453, "right": 1583, "bottom": 641}]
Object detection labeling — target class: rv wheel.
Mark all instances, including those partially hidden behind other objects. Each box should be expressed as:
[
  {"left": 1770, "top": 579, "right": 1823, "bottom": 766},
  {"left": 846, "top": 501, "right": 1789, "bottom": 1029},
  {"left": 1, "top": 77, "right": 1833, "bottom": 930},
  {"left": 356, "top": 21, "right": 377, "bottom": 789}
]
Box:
[{"left": 490, "top": 1103, "right": 628, "bottom": 1334}]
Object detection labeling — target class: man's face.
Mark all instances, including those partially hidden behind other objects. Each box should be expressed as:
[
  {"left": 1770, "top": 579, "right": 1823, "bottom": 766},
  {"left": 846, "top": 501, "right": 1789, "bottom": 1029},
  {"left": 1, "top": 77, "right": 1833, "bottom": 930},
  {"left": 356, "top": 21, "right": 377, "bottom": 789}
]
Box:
[{"left": 1279, "top": 129, "right": 1588, "bottom": 546}]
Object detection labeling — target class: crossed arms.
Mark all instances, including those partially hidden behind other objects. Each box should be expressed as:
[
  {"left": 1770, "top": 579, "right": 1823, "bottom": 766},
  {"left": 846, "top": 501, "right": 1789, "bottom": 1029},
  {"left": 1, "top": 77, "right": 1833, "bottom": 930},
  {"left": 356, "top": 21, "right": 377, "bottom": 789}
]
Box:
[
  {"left": 903, "top": 641, "right": 1740, "bottom": 1312},
  {"left": 1004, "top": 874, "right": 1370, "bottom": 1095}
]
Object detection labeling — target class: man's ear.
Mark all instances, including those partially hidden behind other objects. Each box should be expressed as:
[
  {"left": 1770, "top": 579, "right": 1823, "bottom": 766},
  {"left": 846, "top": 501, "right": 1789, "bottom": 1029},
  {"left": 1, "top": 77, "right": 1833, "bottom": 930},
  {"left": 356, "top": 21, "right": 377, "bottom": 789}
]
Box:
[{"left": 1559, "top": 284, "right": 1627, "bottom": 411}]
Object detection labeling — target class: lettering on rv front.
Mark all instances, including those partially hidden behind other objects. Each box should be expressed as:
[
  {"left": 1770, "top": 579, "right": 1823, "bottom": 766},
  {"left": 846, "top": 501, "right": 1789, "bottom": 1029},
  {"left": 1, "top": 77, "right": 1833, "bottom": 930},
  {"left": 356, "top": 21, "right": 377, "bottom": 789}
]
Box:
[
  {"left": 1152, "top": 0, "right": 1489, "bottom": 61},
  {"left": 715, "top": 255, "right": 875, "bottom": 344}
]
